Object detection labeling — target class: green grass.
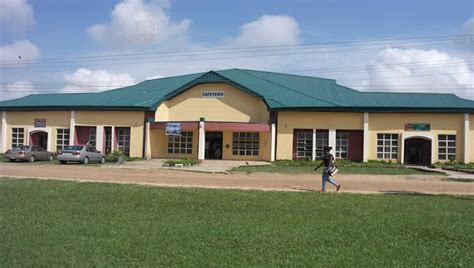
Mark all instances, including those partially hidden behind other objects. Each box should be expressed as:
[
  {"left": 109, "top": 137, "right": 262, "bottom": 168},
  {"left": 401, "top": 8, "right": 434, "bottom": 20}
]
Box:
[
  {"left": 1, "top": 178, "right": 472, "bottom": 266},
  {"left": 433, "top": 162, "right": 474, "bottom": 172},
  {"left": 232, "top": 160, "right": 442, "bottom": 175}
]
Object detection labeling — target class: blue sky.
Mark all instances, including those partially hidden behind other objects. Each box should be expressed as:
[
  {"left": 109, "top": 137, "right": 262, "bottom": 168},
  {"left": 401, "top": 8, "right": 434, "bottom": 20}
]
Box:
[{"left": 0, "top": 0, "right": 473, "bottom": 100}]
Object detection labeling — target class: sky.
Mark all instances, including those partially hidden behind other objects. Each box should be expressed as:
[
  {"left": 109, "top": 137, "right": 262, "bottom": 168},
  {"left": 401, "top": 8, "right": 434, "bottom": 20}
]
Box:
[{"left": 0, "top": 0, "right": 473, "bottom": 101}]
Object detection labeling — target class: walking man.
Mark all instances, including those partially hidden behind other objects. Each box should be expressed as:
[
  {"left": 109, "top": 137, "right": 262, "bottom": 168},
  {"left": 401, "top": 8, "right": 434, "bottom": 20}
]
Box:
[{"left": 314, "top": 146, "right": 342, "bottom": 192}]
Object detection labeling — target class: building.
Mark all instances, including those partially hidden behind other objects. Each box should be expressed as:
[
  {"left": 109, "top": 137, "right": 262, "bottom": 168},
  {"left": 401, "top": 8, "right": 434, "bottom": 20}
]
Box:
[{"left": 1, "top": 69, "right": 473, "bottom": 165}]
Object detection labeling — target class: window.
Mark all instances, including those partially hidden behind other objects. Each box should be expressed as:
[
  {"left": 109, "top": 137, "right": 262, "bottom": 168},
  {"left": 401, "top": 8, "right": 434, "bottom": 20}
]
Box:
[
  {"left": 315, "top": 131, "right": 329, "bottom": 158},
  {"left": 88, "top": 128, "right": 96, "bottom": 145},
  {"left": 168, "top": 131, "right": 193, "bottom": 154},
  {"left": 232, "top": 132, "right": 259, "bottom": 156},
  {"left": 296, "top": 131, "right": 312, "bottom": 159},
  {"left": 105, "top": 127, "right": 112, "bottom": 153},
  {"left": 336, "top": 133, "right": 349, "bottom": 159},
  {"left": 56, "top": 129, "right": 70, "bottom": 150},
  {"left": 438, "top": 135, "right": 456, "bottom": 161},
  {"left": 377, "top": 133, "right": 398, "bottom": 160},
  {"left": 11, "top": 128, "right": 25, "bottom": 148},
  {"left": 117, "top": 127, "right": 131, "bottom": 156}
]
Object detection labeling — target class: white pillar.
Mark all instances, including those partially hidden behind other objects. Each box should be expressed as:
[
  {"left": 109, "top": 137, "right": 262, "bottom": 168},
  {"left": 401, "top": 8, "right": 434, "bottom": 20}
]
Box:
[
  {"left": 270, "top": 123, "right": 276, "bottom": 162},
  {"left": 312, "top": 129, "right": 317, "bottom": 161},
  {"left": 69, "top": 111, "right": 75, "bottom": 145},
  {"left": 47, "top": 129, "right": 52, "bottom": 152},
  {"left": 96, "top": 125, "right": 104, "bottom": 152},
  {"left": 111, "top": 126, "right": 116, "bottom": 152},
  {"left": 198, "top": 121, "right": 205, "bottom": 162},
  {"left": 145, "top": 122, "right": 151, "bottom": 159},
  {"left": 465, "top": 113, "right": 470, "bottom": 164},
  {"left": 363, "top": 112, "right": 369, "bottom": 162},
  {"left": 329, "top": 129, "right": 336, "bottom": 154},
  {"left": 1, "top": 111, "right": 7, "bottom": 152}
]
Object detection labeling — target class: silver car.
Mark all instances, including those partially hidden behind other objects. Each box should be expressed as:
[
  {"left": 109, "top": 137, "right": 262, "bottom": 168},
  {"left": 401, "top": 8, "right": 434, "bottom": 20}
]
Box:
[
  {"left": 4, "top": 145, "right": 54, "bottom": 162},
  {"left": 57, "top": 145, "right": 105, "bottom": 164}
]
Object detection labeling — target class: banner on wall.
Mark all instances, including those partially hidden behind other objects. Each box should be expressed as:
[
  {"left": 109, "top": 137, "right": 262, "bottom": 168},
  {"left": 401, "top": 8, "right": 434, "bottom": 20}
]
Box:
[
  {"left": 165, "top": 123, "right": 181, "bottom": 136},
  {"left": 34, "top": 119, "right": 47, "bottom": 128},
  {"left": 404, "top": 123, "right": 431, "bottom": 131}
]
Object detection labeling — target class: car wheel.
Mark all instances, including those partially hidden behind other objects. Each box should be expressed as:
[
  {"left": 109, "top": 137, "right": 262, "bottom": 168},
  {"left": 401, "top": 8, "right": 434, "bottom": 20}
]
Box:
[
  {"left": 83, "top": 157, "right": 89, "bottom": 165},
  {"left": 29, "top": 156, "right": 35, "bottom": 162},
  {"left": 9, "top": 159, "right": 15, "bottom": 162},
  {"left": 100, "top": 157, "right": 106, "bottom": 164},
  {"left": 48, "top": 155, "right": 54, "bottom": 161},
  {"left": 59, "top": 160, "right": 67, "bottom": 164}
]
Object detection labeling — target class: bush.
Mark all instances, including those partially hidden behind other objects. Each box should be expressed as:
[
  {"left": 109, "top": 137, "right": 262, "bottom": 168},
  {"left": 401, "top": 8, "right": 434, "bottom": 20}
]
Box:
[
  {"left": 164, "top": 158, "right": 198, "bottom": 167},
  {"left": 273, "top": 159, "right": 404, "bottom": 168},
  {"left": 105, "top": 151, "right": 143, "bottom": 163}
]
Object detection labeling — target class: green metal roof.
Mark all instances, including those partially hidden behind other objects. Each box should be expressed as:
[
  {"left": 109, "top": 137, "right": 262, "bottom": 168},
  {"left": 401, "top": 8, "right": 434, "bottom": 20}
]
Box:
[{"left": 1, "top": 68, "right": 473, "bottom": 113}]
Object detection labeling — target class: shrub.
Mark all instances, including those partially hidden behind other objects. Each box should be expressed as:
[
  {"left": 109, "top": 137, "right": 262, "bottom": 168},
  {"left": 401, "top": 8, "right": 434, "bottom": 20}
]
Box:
[
  {"left": 164, "top": 158, "right": 198, "bottom": 167},
  {"left": 105, "top": 151, "right": 143, "bottom": 163}
]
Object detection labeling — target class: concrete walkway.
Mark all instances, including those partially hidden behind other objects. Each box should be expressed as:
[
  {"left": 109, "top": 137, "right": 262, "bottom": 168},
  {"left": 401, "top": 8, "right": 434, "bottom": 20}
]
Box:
[
  {"left": 406, "top": 166, "right": 474, "bottom": 180},
  {"left": 103, "top": 159, "right": 271, "bottom": 173}
]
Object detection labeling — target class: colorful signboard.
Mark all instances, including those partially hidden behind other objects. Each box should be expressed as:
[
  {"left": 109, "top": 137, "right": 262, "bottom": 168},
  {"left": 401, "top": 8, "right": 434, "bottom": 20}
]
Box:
[
  {"left": 165, "top": 122, "right": 181, "bottom": 136},
  {"left": 404, "top": 123, "right": 431, "bottom": 131},
  {"left": 34, "top": 118, "right": 47, "bottom": 128},
  {"left": 201, "top": 91, "right": 224, "bottom": 98}
]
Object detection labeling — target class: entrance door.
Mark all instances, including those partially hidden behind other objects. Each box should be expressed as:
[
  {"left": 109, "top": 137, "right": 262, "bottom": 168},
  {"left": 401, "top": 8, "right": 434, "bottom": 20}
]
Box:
[
  {"left": 205, "top": 132, "right": 223, "bottom": 159},
  {"left": 30, "top": 131, "right": 48, "bottom": 150},
  {"left": 404, "top": 138, "right": 431, "bottom": 166}
]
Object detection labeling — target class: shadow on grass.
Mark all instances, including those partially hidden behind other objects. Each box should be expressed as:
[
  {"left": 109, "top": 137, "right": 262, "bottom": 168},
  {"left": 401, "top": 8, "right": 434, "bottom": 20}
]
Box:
[{"left": 382, "top": 191, "right": 437, "bottom": 196}]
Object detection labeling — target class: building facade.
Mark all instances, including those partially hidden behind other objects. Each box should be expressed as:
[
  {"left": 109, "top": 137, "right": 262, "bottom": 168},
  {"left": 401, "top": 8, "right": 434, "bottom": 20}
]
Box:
[{"left": 1, "top": 69, "right": 473, "bottom": 165}]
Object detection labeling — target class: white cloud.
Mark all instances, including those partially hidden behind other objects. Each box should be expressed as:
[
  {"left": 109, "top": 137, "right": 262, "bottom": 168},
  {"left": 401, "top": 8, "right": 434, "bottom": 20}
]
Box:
[
  {"left": 0, "top": 80, "right": 36, "bottom": 101},
  {"left": 462, "top": 17, "right": 474, "bottom": 35},
  {"left": 86, "top": 0, "right": 191, "bottom": 47},
  {"left": 0, "top": 0, "right": 34, "bottom": 35},
  {"left": 0, "top": 39, "right": 40, "bottom": 66},
  {"left": 223, "top": 15, "right": 300, "bottom": 46},
  {"left": 61, "top": 68, "right": 136, "bottom": 93},
  {"left": 363, "top": 48, "right": 474, "bottom": 99}
]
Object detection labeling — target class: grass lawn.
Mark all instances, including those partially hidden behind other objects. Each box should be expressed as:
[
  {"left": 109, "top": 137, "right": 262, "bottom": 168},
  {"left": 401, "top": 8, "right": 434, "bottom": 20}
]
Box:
[
  {"left": 1, "top": 179, "right": 472, "bottom": 266},
  {"left": 232, "top": 160, "right": 443, "bottom": 175}
]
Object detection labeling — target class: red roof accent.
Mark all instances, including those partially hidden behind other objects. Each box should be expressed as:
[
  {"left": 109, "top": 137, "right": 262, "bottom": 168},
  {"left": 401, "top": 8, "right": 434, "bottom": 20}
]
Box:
[{"left": 205, "top": 122, "right": 270, "bottom": 132}]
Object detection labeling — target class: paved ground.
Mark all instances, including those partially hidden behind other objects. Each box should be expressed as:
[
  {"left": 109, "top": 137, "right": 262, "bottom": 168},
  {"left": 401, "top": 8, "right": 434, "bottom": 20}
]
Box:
[
  {"left": 104, "top": 159, "right": 271, "bottom": 173},
  {"left": 0, "top": 162, "right": 472, "bottom": 195}
]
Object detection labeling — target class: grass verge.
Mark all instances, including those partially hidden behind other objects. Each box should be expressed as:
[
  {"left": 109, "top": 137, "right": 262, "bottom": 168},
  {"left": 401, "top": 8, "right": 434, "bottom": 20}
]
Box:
[
  {"left": 0, "top": 178, "right": 472, "bottom": 266},
  {"left": 232, "top": 160, "right": 441, "bottom": 175}
]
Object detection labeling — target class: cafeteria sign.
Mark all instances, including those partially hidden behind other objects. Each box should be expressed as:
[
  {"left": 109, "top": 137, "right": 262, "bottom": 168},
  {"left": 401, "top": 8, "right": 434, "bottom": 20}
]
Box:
[
  {"left": 405, "top": 123, "right": 430, "bottom": 131},
  {"left": 165, "top": 122, "right": 181, "bottom": 136},
  {"left": 201, "top": 91, "right": 224, "bottom": 98},
  {"left": 34, "top": 118, "right": 47, "bottom": 128}
]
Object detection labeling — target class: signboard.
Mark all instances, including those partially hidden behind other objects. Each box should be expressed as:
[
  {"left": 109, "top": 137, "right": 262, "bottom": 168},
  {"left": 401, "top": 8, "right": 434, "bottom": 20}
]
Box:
[
  {"left": 34, "top": 118, "right": 46, "bottom": 128},
  {"left": 201, "top": 91, "right": 224, "bottom": 98},
  {"left": 165, "top": 122, "right": 181, "bottom": 136},
  {"left": 404, "top": 123, "right": 431, "bottom": 131}
]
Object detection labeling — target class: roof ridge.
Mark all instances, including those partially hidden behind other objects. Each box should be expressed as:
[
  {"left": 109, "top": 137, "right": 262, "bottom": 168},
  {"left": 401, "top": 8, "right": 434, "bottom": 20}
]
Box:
[
  {"left": 234, "top": 69, "right": 343, "bottom": 107},
  {"left": 235, "top": 68, "right": 337, "bottom": 82}
]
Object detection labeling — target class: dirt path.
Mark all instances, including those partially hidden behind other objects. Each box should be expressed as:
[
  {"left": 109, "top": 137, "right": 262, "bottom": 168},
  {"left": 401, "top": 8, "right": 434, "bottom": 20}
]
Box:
[{"left": 0, "top": 162, "right": 472, "bottom": 195}]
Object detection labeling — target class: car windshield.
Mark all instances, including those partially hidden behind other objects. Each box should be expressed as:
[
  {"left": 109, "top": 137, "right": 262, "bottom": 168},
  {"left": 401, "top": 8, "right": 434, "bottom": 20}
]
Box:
[
  {"left": 13, "top": 145, "right": 30, "bottom": 150},
  {"left": 63, "top": 146, "right": 83, "bottom": 151}
]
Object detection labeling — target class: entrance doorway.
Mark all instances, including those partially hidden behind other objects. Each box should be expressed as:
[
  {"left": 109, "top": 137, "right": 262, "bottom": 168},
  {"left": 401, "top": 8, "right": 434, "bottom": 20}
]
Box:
[
  {"left": 404, "top": 138, "right": 431, "bottom": 166},
  {"left": 30, "top": 131, "right": 48, "bottom": 150},
  {"left": 205, "top": 132, "right": 223, "bottom": 159}
]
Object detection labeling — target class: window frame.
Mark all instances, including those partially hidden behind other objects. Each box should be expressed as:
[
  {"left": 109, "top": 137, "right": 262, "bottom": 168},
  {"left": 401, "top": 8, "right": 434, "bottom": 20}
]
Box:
[
  {"left": 117, "top": 127, "right": 131, "bottom": 156},
  {"left": 56, "top": 128, "right": 70, "bottom": 151},
  {"left": 167, "top": 131, "right": 193, "bottom": 155},
  {"left": 11, "top": 128, "right": 25, "bottom": 148},
  {"left": 376, "top": 133, "right": 398, "bottom": 160},
  {"left": 335, "top": 132, "right": 349, "bottom": 159},
  {"left": 232, "top": 132, "right": 259, "bottom": 156},
  {"left": 438, "top": 134, "right": 456, "bottom": 161}
]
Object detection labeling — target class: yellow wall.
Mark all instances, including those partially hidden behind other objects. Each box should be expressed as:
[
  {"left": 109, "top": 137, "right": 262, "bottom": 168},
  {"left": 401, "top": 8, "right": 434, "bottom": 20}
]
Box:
[
  {"left": 4, "top": 111, "right": 145, "bottom": 157},
  {"left": 368, "top": 113, "right": 465, "bottom": 163},
  {"left": 149, "top": 129, "right": 199, "bottom": 159},
  {"left": 149, "top": 129, "right": 272, "bottom": 161},
  {"left": 5, "top": 111, "right": 70, "bottom": 151},
  {"left": 276, "top": 112, "right": 364, "bottom": 160},
  {"left": 75, "top": 111, "right": 145, "bottom": 157},
  {"left": 470, "top": 114, "right": 474, "bottom": 163},
  {"left": 155, "top": 83, "right": 269, "bottom": 123}
]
